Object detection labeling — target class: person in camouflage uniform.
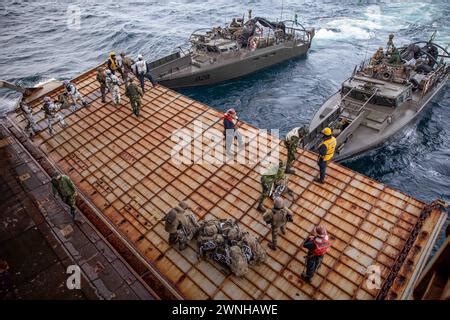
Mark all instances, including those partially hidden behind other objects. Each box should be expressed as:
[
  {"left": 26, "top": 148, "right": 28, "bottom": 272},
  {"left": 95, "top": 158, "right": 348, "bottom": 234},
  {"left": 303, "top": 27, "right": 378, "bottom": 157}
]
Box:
[
  {"left": 370, "top": 47, "right": 384, "bottom": 65},
  {"left": 51, "top": 172, "right": 77, "bottom": 219},
  {"left": 263, "top": 197, "right": 293, "bottom": 250},
  {"left": 105, "top": 69, "right": 121, "bottom": 106},
  {"left": 19, "top": 102, "right": 37, "bottom": 138},
  {"left": 256, "top": 160, "right": 286, "bottom": 213},
  {"left": 41, "top": 96, "right": 66, "bottom": 135},
  {"left": 96, "top": 67, "right": 107, "bottom": 103},
  {"left": 120, "top": 52, "right": 135, "bottom": 84},
  {"left": 284, "top": 126, "right": 308, "bottom": 174},
  {"left": 386, "top": 33, "right": 396, "bottom": 54},
  {"left": 125, "top": 78, "right": 143, "bottom": 117},
  {"left": 164, "top": 201, "right": 200, "bottom": 250}
]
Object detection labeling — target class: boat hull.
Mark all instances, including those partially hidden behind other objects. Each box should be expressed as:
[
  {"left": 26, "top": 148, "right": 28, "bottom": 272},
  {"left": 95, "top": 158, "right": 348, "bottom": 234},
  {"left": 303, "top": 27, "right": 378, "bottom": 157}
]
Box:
[
  {"left": 308, "top": 77, "right": 448, "bottom": 162},
  {"left": 157, "top": 42, "right": 310, "bottom": 88}
]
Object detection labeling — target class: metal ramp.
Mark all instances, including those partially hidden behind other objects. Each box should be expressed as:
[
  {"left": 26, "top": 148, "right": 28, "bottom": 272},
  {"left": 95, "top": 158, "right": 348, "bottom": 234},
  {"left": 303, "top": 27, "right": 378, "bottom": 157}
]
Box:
[{"left": 6, "top": 66, "right": 446, "bottom": 300}]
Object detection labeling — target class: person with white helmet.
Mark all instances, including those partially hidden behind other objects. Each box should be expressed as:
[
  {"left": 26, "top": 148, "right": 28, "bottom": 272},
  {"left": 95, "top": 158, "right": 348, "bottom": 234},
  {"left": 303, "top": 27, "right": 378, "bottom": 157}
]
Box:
[
  {"left": 105, "top": 69, "right": 121, "bottom": 106},
  {"left": 63, "top": 80, "right": 88, "bottom": 111},
  {"left": 132, "top": 54, "right": 157, "bottom": 92},
  {"left": 41, "top": 96, "right": 66, "bottom": 134},
  {"left": 314, "top": 127, "right": 337, "bottom": 184}
]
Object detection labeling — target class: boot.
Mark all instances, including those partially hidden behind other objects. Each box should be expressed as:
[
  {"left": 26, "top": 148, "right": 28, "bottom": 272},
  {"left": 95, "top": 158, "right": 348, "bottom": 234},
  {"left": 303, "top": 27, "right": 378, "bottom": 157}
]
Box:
[
  {"left": 314, "top": 177, "right": 324, "bottom": 184},
  {"left": 285, "top": 167, "right": 295, "bottom": 174},
  {"left": 301, "top": 272, "right": 312, "bottom": 283},
  {"left": 257, "top": 203, "right": 266, "bottom": 213},
  {"left": 267, "top": 242, "right": 276, "bottom": 250}
]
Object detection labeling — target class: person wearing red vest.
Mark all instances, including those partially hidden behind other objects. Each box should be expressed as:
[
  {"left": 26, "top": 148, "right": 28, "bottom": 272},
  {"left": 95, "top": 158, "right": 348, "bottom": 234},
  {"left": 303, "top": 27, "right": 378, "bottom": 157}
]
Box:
[
  {"left": 222, "top": 108, "right": 243, "bottom": 157},
  {"left": 301, "top": 225, "right": 330, "bottom": 283}
]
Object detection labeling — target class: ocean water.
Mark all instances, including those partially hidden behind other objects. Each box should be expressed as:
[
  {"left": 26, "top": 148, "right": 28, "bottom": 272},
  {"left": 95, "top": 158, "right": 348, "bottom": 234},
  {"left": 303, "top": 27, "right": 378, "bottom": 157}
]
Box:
[{"left": 0, "top": 0, "right": 448, "bottom": 253}]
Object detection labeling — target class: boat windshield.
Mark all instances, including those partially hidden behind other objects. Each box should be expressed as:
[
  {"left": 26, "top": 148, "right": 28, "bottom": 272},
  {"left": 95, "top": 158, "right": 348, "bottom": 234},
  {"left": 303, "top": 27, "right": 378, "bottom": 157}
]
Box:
[{"left": 342, "top": 86, "right": 397, "bottom": 107}]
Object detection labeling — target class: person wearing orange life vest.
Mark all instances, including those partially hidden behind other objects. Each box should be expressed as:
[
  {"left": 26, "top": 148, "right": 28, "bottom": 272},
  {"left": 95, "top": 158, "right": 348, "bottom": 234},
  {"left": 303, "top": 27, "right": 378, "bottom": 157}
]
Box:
[
  {"left": 301, "top": 225, "right": 330, "bottom": 283},
  {"left": 107, "top": 51, "right": 123, "bottom": 77},
  {"left": 314, "top": 127, "right": 336, "bottom": 184},
  {"left": 223, "top": 108, "right": 243, "bottom": 157}
]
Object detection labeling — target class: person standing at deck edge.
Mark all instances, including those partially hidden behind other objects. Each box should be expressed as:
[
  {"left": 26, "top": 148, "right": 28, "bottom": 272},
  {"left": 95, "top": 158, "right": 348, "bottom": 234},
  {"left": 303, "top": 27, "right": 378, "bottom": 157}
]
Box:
[
  {"left": 314, "top": 127, "right": 336, "bottom": 184},
  {"left": 133, "top": 54, "right": 157, "bottom": 92},
  {"left": 301, "top": 225, "right": 330, "bottom": 283},
  {"left": 51, "top": 172, "right": 77, "bottom": 219}
]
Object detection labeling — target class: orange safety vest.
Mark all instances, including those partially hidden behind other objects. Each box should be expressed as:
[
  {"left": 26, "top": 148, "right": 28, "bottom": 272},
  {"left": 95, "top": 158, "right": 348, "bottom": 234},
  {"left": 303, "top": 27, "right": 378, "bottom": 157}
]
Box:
[
  {"left": 313, "top": 235, "right": 330, "bottom": 256},
  {"left": 319, "top": 136, "right": 336, "bottom": 161}
]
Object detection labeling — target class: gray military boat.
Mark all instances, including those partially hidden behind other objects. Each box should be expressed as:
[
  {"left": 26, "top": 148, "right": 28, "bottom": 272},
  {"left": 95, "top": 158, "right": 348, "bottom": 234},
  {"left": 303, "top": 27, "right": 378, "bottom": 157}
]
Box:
[
  {"left": 300, "top": 35, "right": 449, "bottom": 162},
  {"left": 149, "top": 11, "right": 314, "bottom": 88}
]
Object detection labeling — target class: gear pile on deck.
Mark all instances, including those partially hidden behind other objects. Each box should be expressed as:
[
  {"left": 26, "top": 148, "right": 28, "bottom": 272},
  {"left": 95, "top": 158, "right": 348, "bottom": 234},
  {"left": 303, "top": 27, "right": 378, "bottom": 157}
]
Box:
[{"left": 164, "top": 202, "right": 266, "bottom": 277}]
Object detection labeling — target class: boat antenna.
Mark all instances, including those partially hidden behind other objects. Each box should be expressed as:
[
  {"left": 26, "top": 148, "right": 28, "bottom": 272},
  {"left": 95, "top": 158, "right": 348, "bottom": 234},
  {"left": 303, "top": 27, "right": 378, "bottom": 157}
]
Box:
[
  {"left": 429, "top": 30, "right": 437, "bottom": 43},
  {"left": 280, "top": 0, "right": 284, "bottom": 21}
]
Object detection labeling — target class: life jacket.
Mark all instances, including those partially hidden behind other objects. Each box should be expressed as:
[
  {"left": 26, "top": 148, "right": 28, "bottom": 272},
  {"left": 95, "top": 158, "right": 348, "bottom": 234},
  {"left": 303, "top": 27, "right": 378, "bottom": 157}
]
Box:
[
  {"left": 135, "top": 60, "right": 147, "bottom": 75},
  {"left": 313, "top": 235, "right": 330, "bottom": 256},
  {"left": 319, "top": 136, "right": 337, "bottom": 161},
  {"left": 109, "top": 57, "right": 118, "bottom": 71}
]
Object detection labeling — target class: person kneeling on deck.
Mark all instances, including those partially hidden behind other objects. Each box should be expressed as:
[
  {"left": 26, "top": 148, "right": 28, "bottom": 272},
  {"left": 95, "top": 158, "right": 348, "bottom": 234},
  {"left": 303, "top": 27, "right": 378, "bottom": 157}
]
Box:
[
  {"left": 314, "top": 127, "right": 336, "bottom": 184},
  {"left": 256, "top": 160, "right": 286, "bottom": 213},
  {"left": 164, "top": 201, "right": 200, "bottom": 250},
  {"left": 105, "top": 69, "right": 121, "bottom": 106},
  {"left": 125, "top": 79, "right": 143, "bottom": 117},
  {"left": 41, "top": 96, "right": 66, "bottom": 135},
  {"left": 301, "top": 225, "right": 330, "bottom": 283},
  {"left": 263, "top": 197, "right": 293, "bottom": 250},
  {"left": 132, "top": 54, "right": 157, "bottom": 93},
  {"left": 57, "top": 91, "right": 72, "bottom": 110},
  {"left": 51, "top": 172, "right": 77, "bottom": 220},
  {"left": 284, "top": 126, "right": 308, "bottom": 174},
  {"left": 96, "top": 67, "right": 107, "bottom": 103},
  {"left": 223, "top": 108, "right": 243, "bottom": 157},
  {"left": 63, "top": 80, "right": 89, "bottom": 110}
]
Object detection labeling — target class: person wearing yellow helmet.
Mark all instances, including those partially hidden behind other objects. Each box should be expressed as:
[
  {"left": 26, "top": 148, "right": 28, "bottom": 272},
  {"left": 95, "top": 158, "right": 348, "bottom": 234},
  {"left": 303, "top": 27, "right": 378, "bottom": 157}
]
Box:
[
  {"left": 107, "top": 51, "right": 123, "bottom": 78},
  {"left": 314, "top": 127, "right": 336, "bottom": 184}
]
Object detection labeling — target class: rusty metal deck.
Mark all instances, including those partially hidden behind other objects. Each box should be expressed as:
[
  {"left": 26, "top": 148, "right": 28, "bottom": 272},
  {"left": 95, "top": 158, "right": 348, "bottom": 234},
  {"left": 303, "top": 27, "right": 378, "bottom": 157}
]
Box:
[{"left": 7, "top": 67, "right": 446, "bottom": 300}]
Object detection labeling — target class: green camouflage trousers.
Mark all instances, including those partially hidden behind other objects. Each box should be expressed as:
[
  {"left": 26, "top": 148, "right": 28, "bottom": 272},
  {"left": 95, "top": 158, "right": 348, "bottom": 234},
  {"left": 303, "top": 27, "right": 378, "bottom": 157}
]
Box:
[{"left": 130, "top": 97, "right": 141, "bottom": 116}]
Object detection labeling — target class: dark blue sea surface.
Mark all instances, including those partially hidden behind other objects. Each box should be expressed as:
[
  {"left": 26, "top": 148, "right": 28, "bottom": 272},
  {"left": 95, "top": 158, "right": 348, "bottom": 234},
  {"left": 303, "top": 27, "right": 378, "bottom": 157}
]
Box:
[{"left": 0, "top": 1, "right": 449, "bottom": 253}]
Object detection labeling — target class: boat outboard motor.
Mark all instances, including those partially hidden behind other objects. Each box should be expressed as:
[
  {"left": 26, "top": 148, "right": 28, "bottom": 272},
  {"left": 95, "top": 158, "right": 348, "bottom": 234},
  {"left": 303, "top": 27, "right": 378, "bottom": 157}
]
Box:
[{"left": 410, "top": 73, "right": 426, "bottom": 91}]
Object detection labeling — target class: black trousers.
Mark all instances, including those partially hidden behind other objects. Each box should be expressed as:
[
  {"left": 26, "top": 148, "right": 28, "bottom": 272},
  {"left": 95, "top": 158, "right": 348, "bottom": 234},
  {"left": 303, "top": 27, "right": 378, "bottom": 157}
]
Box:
[
  {"left": 318, "top": 159, "right": 327, "bottom": 182},
  {"left": 305, "top": 254, "right": 323, "bottom": 279}
]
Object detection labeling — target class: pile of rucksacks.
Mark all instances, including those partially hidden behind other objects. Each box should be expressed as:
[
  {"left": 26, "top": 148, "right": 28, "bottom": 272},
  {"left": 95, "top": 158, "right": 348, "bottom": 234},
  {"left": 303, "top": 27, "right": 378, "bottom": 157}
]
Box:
[
  {"left": 197, "top": 219, "right": 267, "bottom": 277},
  {"left": 164, "top": 204, "right": 266, "bottom": 277}
]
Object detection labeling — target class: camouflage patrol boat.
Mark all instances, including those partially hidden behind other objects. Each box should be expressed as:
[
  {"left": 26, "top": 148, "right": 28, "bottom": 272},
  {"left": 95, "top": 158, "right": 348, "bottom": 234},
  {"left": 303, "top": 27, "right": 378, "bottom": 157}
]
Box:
[
  {"left": 300, "top": 35, "right": 449, "bottom": 161},
  {"left": 149, "top": 11, "right": 314, "bottom": 88}
]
